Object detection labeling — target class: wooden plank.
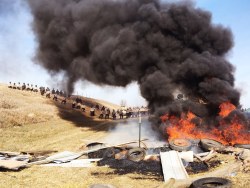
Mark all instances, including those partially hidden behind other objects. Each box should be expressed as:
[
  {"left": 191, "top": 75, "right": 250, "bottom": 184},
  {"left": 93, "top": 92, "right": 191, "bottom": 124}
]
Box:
[{"left": 160, "top": 151, "right": 189, "bottom": 182}]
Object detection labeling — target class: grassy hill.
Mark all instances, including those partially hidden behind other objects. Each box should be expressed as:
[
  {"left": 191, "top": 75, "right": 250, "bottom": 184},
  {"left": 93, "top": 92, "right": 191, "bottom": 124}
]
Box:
[
  {"left": 0, "top": 84, "right": 58, "bottom": 128},
  {"left": 0, "top": 83, "right": 163, "bottom": 188}
]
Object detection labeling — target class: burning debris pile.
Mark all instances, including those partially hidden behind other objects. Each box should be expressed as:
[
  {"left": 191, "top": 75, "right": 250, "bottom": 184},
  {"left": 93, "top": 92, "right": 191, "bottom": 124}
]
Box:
[
  {"left": 161, "top": 101, "right": 250, "bottom": 145},
  {"left": 27, "top": 0, "right": 249, "bottom": 142}
]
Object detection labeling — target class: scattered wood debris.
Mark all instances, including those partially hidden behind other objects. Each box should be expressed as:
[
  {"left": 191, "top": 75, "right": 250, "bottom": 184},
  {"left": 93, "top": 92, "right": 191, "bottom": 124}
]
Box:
[{"left": 0, "top": 138, "right": 249, "bottom": 188}]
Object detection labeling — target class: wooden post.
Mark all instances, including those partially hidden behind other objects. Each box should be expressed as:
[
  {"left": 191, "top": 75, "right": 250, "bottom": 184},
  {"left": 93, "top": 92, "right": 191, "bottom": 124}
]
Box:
[{"left": 139, "top": 113, "right": 141, "bottom": 148}]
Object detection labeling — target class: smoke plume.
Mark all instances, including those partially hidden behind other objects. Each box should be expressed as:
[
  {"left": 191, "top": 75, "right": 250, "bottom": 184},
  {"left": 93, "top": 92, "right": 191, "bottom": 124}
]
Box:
[{"left": 28, "top": 0, "right": 244, "bottom": 129}]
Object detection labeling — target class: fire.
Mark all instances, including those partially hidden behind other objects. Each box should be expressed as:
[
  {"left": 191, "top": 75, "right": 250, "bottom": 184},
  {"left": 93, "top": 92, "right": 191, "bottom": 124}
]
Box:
[
  {"left": 219, "top": 101, "right": 236, "bottom": 117},
  {"left": 162, "top": 102, "right": 250, "bottom": 145}
]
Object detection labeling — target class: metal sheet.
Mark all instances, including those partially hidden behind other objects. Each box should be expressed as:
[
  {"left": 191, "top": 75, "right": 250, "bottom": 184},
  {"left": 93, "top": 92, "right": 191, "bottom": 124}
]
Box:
[
  {"left": 46, "top": 151, "right": 82, "bottom": 163},
  {"left": 160, "top": 150, "right": 189, "bottom": 181},
  {"left": 0, "top": 160, "right": 27, "bottom": 170},
  {"left": 42, "top": 159, "right": 101, "bottom": 168}
]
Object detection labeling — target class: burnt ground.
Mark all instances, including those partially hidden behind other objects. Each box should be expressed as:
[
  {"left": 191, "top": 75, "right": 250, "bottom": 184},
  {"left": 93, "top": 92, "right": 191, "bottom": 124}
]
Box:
[
  {"left": 96, "top": 156, "right": 222, "bottom": 180},
  {"left": 186, "top": 160, "right": 221, "bottom": 174},
  {"left": 96, "top": 158, "right": 164, "bottom": 181}
]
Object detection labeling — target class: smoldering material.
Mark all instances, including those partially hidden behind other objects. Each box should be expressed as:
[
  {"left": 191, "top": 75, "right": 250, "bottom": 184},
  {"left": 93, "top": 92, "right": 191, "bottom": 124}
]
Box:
[{"left": 28, "top": 0, "right": 244, "bottom": 128}]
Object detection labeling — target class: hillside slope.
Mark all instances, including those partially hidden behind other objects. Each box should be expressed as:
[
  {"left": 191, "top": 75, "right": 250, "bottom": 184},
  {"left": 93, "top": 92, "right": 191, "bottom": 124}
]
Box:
[
  {"left": 0, "top": 83, "right": 121, "bottom": 128},
  {"left": 0, "top": 83, "right": 163, "bottom": 188},
  {"left": 0, "top": 84, "right": 59, "bottom": 128}
]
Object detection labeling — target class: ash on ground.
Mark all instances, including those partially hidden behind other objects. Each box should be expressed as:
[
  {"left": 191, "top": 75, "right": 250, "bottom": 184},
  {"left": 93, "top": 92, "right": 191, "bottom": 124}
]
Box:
[
  {"left": 97, "top": 158, "right": 163, "bottom": 179},
  {"left": 97, "top": 157, "right": 222, "bottom": 178},
  {"left": 186, "top": 160, "right": 221, "bottom": 174}
]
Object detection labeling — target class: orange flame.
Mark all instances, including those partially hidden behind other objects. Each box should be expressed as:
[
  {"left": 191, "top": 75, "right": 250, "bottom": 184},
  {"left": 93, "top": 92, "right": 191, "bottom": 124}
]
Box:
[
  {"left": 219, "top": 101, "right": 236, "bottom": 117},
  {"left": 162, "top": 102, "right": 250, "bottom": 145}
]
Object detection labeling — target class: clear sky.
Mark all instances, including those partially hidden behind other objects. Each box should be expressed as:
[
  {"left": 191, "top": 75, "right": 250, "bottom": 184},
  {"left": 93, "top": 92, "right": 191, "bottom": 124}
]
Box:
[
  {"left": 0, "top": 0, "right": 250, "bottom": 107},
  {"left": 194, "top": 0, "right": 250, "bottom": 109}
]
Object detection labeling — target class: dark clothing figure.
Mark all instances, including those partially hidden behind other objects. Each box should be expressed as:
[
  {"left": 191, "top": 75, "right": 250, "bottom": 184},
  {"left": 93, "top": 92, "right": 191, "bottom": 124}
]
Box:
[
  {"left": 22, "top": 83, "right": 26, "bottom": 90},
  {"left": 40, "top": 87, "right": 45, "bottom": 95},
  {"left": 53, "top": 95, "right": 58, "bottom": 101},
  {"left": 52, "top": 89, "right": 55, "bottom": 94},
  {"left": 13, "top": 83, "right": 16, "bottom": 89},
  {"left": 119, "top": 110, "right": 123, "bottom": 119},
  {"left": 45, "top": 91, "right": 51, "bottom": 98},
  {"left": 99, "top": 109, "right": 105, "bottom": 119},
  {"left": 8, "top": 82, "right": 12, "bottom": 88},
  {"left": 105, "top": 108, "right": 110, "bottom": 119},
  {"left": 112, "top": 109, "right": 116, "bottom": 120}
]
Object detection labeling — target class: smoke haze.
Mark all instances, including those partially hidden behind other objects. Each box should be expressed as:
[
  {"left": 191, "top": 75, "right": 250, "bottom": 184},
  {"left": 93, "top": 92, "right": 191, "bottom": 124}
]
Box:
[{"left": 27, "top": 0, "right": 244, "bottom": 129}]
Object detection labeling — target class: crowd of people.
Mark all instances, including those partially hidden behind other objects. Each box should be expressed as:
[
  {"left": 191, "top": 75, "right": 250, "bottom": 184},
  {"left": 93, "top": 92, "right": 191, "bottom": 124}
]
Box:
[
  {"left": 8, "top": 81, "right": 68, "bottom": 104},
  {"left": 89, "top": 104, "right": 149, "bottom": 120},
  {"left": 7, "top": 82, "right": 149, "bottom": 120},
  {"left": 8, "top": 82, "right": 39, "bottom": 92},
  {"left": 62, "top": 96, "right": 149, "bottom": 120}
]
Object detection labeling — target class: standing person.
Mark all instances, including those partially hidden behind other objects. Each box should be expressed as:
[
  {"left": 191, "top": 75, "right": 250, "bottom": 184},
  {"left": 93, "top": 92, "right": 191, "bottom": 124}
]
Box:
[
  {"left": 101, "top": 106, "right": 105, "bottom": 111},
  {"left": 52, "top": 88, "right": 55, "bottom": 94},
  {"left": 90, "top": 106, "right": 95, "bottom": 116},
  {"left": 112, "top": 109, "right": 116, "bottom": 120},
  {"left": 119, "top": 110, "right": 123, "bottom": 119},
  {"left": 13, "top": 83, "right": 16, "bottom": 89},
  {"left": 22, "top": 83, "right": 26, "bottom": 90},
  {"left": 99, "top": 109, "right": 105, "bottom": 119},
  {"left": 17, "top": 82, "right": 21, "bottom": 90},
  {"left": 8, "top": 82, "right": 12, "bottom": 88},
  {"left": 53, "top": 94, "right": 58, "bottom": 101},
  {"left": 105, "top": 108, "right": 110, "bottom": 119}
]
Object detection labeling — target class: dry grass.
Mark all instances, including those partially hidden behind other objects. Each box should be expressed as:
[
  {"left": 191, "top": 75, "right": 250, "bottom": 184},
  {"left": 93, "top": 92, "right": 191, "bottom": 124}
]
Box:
[
  {"left": 0, "top": 83, "right": 249, "bottom": 188},
  {"left": 0, "top": 83, "right": 162, "bottom": 188},
  {"left": 0, "top": 84, "right": 58, "bottom": 128}
]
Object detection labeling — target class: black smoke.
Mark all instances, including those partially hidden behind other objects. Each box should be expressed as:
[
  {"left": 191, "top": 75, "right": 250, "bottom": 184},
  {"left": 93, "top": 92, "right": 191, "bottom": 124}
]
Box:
[{"left": 27, "top": 0, "right": 245, "bottom": 128}]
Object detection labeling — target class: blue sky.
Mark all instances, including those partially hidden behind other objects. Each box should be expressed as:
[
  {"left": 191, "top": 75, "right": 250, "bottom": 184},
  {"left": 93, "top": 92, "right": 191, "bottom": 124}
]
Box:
[
  {"left": 194, "top": 0, "right": 250, "bottom": 108},
  {"left": 0, "top": 0, "right": 250, "bottom": 107}
]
